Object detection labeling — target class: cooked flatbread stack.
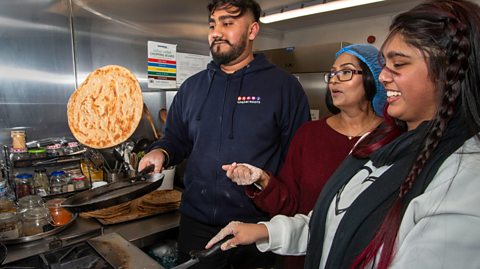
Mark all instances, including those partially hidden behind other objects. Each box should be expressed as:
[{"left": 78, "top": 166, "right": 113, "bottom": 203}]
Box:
[
  {"left": 67, "top": 65, "right": 143, "bottom": 149},
  {"left": 81, "top": 201, "right": 132, "bottom": 219},
  {"left": 136, "top": 190, "right": 182, "bottom": 213}
]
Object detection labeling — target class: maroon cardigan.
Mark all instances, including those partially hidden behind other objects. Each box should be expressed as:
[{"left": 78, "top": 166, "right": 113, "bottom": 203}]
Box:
[{"left": 245, "top": 117, "right": 361, "bottom": 268}]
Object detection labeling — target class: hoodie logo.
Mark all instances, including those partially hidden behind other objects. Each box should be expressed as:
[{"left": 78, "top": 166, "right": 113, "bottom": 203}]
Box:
[{"left": 237, "top": 96, "right": 261, "bottom": 104}]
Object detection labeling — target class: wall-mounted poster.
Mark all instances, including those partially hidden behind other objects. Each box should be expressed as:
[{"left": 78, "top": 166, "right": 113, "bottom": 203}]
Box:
[
  {"left": 147, "top": 41, "right": 177, "bottom": 89},
  {"left": 176, "top": 52, "right": 211, "bottom": 88}
]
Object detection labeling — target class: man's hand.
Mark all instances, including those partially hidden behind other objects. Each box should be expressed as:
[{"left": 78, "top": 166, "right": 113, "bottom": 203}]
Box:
[{"left": 138, "top": 148, "right": 166, "bottom": 173}]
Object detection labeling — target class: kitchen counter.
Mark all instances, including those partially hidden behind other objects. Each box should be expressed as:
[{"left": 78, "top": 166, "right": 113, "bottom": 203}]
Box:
[{"left": 3, "top": 210, "right": 180, "bottom": 264}]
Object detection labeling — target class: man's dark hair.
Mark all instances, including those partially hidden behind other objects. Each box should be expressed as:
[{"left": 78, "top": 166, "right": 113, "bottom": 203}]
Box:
[{"left": 207, "top": 0, "right": 262, "bottom": 22}]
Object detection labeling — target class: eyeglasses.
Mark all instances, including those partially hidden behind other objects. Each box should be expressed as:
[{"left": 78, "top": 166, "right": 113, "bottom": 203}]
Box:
[{"left": 324, "top": 69, "right": 363, "bottom": 83}]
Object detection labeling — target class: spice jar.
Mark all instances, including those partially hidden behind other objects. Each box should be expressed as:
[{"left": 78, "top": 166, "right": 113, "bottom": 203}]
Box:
[
  {"left": 46, "top": 198, "right": 72, "bottom": 226},
  {"left": 0, "top": 212, "right": 22, "bottom": 239},
  {"left": 33, "top": 168, "right": 49, "bottom": 197},
  {"left": 49, "top": 171, "right": 66, "bottom": 194},
  {"left": 71, "top": 175, "right": 87, "bottom": 190},
  {"left": 15, "top": 173, "right": 33, "bottom": 199},
  {"left": 22, "top": 207, "right": 50, "bottom": 236},
  {"left": 0, "top": 198, "right": 16, "bottom": 213},
  {"left": 11, "top": 130, "right": 26, "bottom": 150},
  {"left": 10, "top": 148, "right": 29, "bottom": 162}
]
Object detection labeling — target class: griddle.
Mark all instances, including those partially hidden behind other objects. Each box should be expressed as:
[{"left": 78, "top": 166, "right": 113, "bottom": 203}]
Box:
[{"left": 61, "top": 165, "right": 164, "bottom": 213}]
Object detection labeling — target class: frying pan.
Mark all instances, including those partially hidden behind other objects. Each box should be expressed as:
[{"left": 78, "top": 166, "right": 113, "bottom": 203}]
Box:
[
  {"left": 61, "top": 165, "right": 163, "bottom": 213},
  {"left": 171, "top": 235, "right": 234, "bottom": 269}
]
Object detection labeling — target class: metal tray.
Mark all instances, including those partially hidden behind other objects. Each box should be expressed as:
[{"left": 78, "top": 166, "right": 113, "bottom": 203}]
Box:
[
  {"left": 61, "top": 173, "right": 164, "bottom": 213},
  {"left": 0, "top": 213, "right": 77, "bottom": 245}
]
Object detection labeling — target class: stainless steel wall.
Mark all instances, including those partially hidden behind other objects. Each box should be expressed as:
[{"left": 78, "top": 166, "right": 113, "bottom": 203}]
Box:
[
  {"left": 0, "top": 0, "right": 210, "bottom": 148},
  {"left": 0, "top": 0, "right": 75, "bottom": 147}
]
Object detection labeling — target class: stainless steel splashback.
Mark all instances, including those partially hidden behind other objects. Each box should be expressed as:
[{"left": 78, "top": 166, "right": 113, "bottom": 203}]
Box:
[
  {"left": 0, "top": 0, "right": 75, "bottom": 147},
  {"left": 0, "top": 0, "right": 211, "bottom": 148}
]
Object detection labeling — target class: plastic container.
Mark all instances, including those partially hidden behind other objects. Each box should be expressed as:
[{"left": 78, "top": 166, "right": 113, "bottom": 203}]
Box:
[
  {"left": 15, "top": 173, "right": 33, "bottom": 199},
  {"left": 0, "top": 212, "right": 22, "bottom": 239},
  {"left": 46, "top": 198, "right": 72, "bottom": 226},
  {"left": 157, "top": 166, "right": 175, "bottom": 190},
  {"left": 22, "top": 207, "right": 50, "bottom": 236}
]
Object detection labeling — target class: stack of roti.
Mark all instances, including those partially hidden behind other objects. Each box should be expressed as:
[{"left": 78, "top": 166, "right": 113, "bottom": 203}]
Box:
[
  {"left": 81, "top": 201, "right": 132, "bottom": 220},
  {"left": 67, "top": 65, "right": 143, "bottom": 149},
  {"left": 80, "top": 190, "right": 181, "bottom": 224},
  {"left": 136, "top": 190, "right": 181, "bottom": 213}
]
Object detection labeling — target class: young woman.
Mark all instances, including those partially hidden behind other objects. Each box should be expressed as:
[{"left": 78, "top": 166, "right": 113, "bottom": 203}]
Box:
[{"left": 207, "top": 1, "right": 480, "bottom": 268}]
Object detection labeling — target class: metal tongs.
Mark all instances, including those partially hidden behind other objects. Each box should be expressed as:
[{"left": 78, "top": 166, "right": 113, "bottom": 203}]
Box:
[{"left": 171, "top": 235, "right": 234, "bottom": 269}]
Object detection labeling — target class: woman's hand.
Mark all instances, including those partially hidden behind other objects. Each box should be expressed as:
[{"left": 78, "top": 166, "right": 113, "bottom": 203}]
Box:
[
  {"left": 205, "top": 221, "right": 269, "bottom": 251},
  {"left": 222, "top": 162, "right": 270, "bottom": 188}
]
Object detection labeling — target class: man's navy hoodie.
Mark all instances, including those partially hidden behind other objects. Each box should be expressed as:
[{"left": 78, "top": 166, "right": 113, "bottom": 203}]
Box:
[{"left": 149, "top": 54, "right": 310, "bottom": 226}]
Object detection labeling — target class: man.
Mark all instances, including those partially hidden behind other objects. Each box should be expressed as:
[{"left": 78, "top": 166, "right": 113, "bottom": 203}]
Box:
[{"left": 139, "top": 0, "right": 310, "bottom": 267}]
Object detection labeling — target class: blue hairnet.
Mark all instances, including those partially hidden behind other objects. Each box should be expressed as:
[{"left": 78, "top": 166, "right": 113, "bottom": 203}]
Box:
[{"left": 335, "top": 44, "right": 386, "bottom": 116}]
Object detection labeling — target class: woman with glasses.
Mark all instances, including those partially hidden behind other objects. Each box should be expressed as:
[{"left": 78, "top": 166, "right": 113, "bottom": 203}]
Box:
[
  {"left": 221, "top": 44, "right": 385, "bottom": 268},
  {"left": 209, "top": 0, "right": 480, "bottom": 268}
]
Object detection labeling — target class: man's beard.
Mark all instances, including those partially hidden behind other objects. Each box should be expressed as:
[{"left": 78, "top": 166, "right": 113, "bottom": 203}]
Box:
[{"left": 210, "top": 36, "right": 247, "bottom": 65}]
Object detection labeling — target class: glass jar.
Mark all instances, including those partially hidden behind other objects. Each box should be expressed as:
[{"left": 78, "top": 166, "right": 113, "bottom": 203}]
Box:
[
  {"left": 61, "top": 174, "right": 74, "bottom": 193},
  {"left": 11, "top": 130, "right": 26, "bottom": 150},
  {"left": 49, "top": 171, "right": 65, "bottom": 194},
  {"left": 22, "top": 207, "right": 50, "bottom": 236},
  {"left": 0, "top": 212, "right": 22, "bottom": 239},
  {"left": 0, "top": 198, "right": 16, "bottom": 213},
  {"left": 71, "top": 175, "right": 87, "bottom": 190},
  {"left": 15, "top": 173, "right": 33, "bottom": 199},
  {"left": 46, "top": 198, "right": 72, "bottom": 226},
  {"left": 33, "top": 168, "right": 49, "bottom": 197},
  {"left": 10, "top": 148, "right": 28, "bottom": 162},
  {"left": 17, "top": 195, "right": 45, "bottom": 218}
]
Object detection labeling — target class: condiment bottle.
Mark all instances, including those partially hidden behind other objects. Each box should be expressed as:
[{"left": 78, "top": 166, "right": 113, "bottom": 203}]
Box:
[{"left": 46, "top": 198, "right": 72, "bottom": 226}]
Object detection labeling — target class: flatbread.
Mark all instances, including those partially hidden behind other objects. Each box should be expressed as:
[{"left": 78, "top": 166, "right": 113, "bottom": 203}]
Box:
[{"left": 67, "top": 65, "right": 143, "bottom": 149}]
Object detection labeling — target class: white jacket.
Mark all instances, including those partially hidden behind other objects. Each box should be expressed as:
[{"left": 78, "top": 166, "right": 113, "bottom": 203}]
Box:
[{"left": 257, "top": 135, "right": 480, "bottom": 269}]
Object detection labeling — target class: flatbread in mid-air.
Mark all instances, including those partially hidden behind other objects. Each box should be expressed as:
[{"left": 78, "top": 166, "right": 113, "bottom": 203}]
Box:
[{"left": 67, "top": 65, "right": 143, "bottom": 149}]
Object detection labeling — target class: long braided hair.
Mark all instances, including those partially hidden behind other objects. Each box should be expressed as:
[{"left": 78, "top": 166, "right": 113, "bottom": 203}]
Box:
[{"left": 351, "top": 0, "right": 480, "bottom": 268}]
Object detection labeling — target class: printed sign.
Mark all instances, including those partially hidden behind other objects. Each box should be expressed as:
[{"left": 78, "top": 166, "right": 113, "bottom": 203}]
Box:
[{"left": 148, "top": 41, "right": 177, "bottom": 89}]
